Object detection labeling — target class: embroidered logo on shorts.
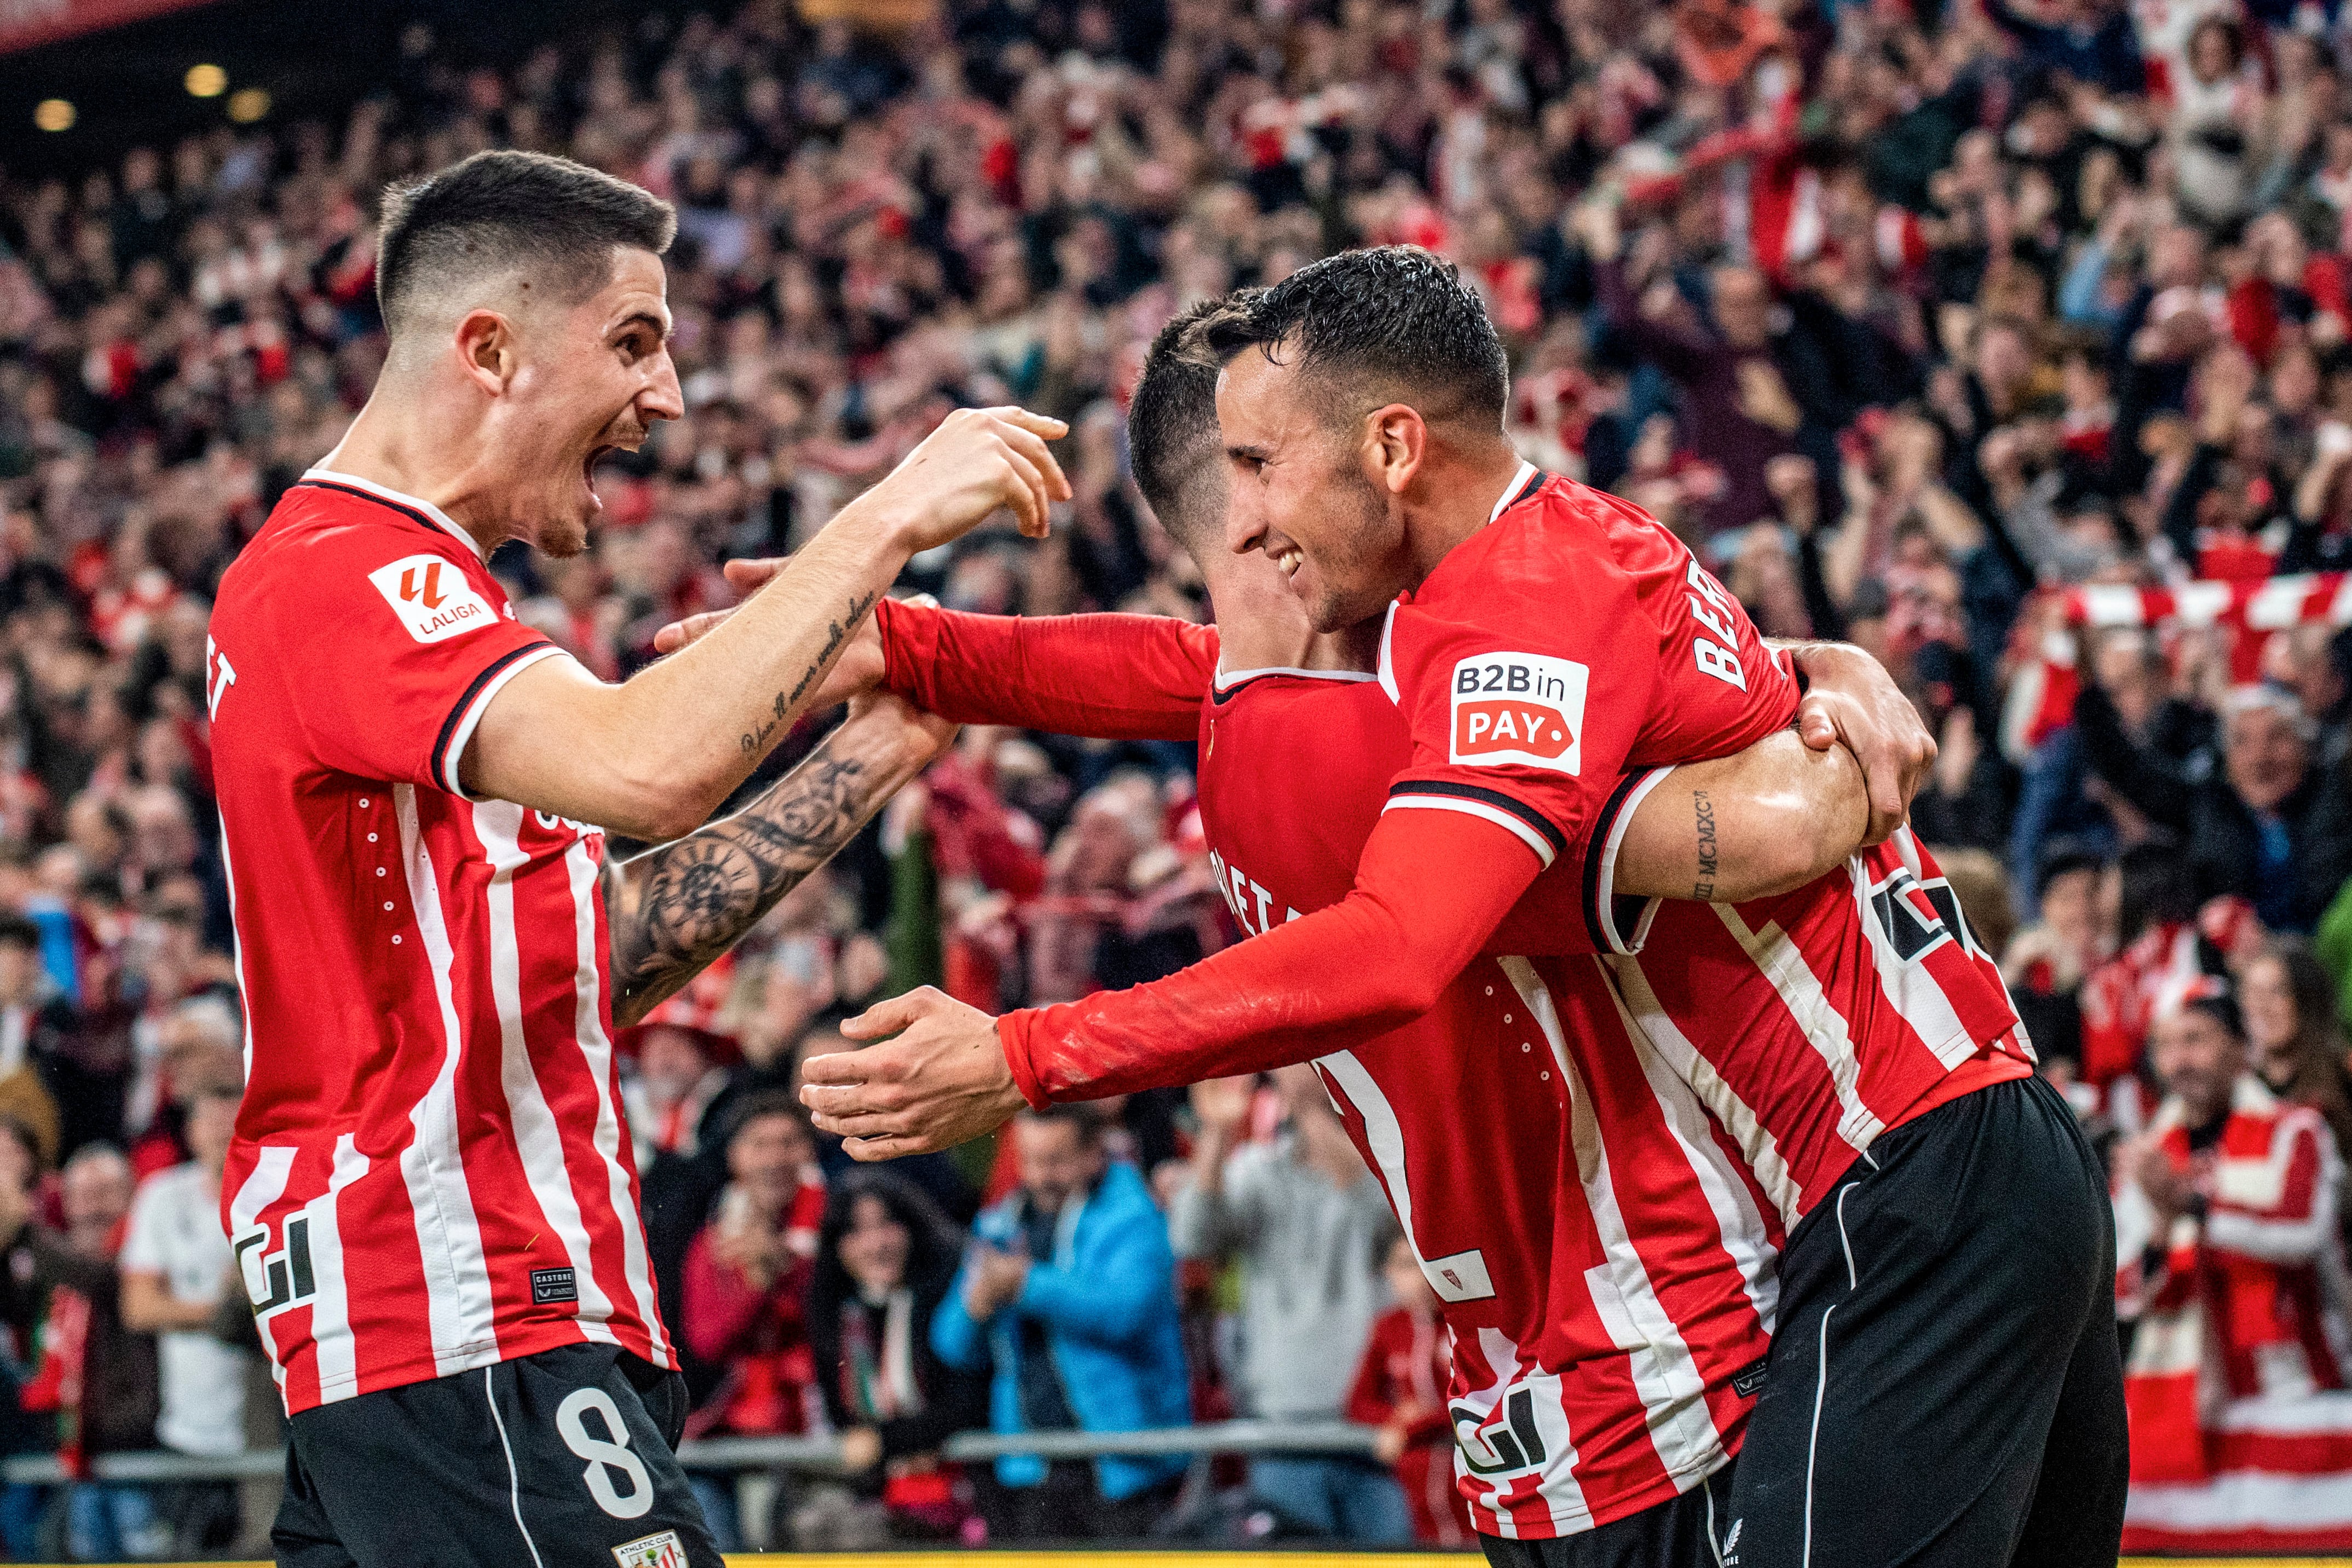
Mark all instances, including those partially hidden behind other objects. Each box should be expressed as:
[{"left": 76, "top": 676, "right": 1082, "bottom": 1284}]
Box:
[
  {"left": 531, "top": 1266, "right": 578, "bottom": 1305},
  {"left": 611, "top": 1529, "right": 686, "bottom": 1568},
  {"left": 1731, "top": 1355, "right": 1769, "bottom": 1397}
]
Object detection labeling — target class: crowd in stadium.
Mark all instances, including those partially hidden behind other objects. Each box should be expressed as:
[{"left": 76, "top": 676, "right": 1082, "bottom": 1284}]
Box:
[{"left": 1, "top": 0, "right": 2351, "bottom": 1555}]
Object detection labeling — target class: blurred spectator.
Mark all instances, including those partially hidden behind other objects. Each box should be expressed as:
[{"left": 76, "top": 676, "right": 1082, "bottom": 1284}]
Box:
[
  {"left": 1347, "top": 1231, "right": 1472, "bottom": 1549},
  {"left": 2242, "top": 936, "right": 2352, "bottom": 1220},
  {"left": 118, "top": 1071, "right": 244, "bottom": 1555},
  {"left": 0, "top": 1143, "right": 163, "bottom": 1560},
  {"left": 2112, "top": 981, "right": 2352, "bottom": 1550},
  {"left": 1171, "top": 1070, "right": 1405, "bottom": 1543},
  {"left": 681, "top": 1092, "right": 826, "bottom": 1441},
  {"left": 932, "top": 1104, "right": 1189, "bottom": 1542},
  {"left": 802, "top": 1171, "right": 986, "bottom": 1546}
]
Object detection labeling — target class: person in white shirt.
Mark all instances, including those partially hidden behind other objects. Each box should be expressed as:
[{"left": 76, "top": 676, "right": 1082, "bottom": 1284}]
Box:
[{"left": 120, "top": 1072, "right": 247, "bottom": 1461}]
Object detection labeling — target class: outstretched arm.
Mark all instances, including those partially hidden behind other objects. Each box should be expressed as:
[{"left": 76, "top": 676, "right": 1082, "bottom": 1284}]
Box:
[{"left": 603, "top": 695, "right": 954, "bottom": 1026}]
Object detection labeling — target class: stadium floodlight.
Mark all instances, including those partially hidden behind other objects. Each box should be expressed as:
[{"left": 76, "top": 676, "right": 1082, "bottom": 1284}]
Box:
[
  {"left": 227, "top": 87, "right": 270, "bottom": 123},
  {"left": 186, "top": 64, "right": 228, "bottom": 98},
  {"left": 33, "top": 99, "right": 74, "bottom": 132}
]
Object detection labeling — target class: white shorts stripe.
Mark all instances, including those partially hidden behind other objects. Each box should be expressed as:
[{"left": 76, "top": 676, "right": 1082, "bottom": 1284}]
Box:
[
  {"left": 1712, "top": 905, "right": 1886, "bottom": 1154},
  {"left": 1381, "top": 794, "right": 1555, "bottom": 868},
  {"left": 395, "top": 783, "right": 501, "bottom": 1374},
  {"left": 475, "top": 803, "right": 620, "bottom": 1345}
]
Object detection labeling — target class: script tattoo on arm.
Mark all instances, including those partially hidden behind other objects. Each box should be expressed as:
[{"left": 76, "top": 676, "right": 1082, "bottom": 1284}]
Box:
[
  {"left": 740, "top": 590, "right": 879, "bottom": 757},
  {"left": 1692, "top": 788, "right": 1719, "bottom": 901},
  {"left": 606, "top": 711, "right": 908, "bottom": 1025}
]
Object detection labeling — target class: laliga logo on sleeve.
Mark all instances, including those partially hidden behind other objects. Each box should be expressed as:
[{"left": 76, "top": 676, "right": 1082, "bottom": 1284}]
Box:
[
  {"left": 1450, "top": 652, "right": 1587, "bottom": 773},
  {"left": 368, "top": 554, "right": 494, "bottom": 643}
]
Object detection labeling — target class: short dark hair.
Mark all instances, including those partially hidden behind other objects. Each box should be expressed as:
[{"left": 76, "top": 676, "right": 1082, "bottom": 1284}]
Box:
[
  {"left": 1128, "top": 293, "right": 1249, "bottom": 547},
  {"left": 1196, "top": 245, "right": 1509, "bottom": 431},
  {"left": 1016, "top": 1101, "right": 1107, "bottom": 1145},
  {"left": 725, "top": 1088, "right": 811, "bottom": 1149},
  {"left": 376, "top": 151, "right": 676, "bottom": 338},
  {"left": 0, "top": 914, "right": 38, "bottom": 953}
]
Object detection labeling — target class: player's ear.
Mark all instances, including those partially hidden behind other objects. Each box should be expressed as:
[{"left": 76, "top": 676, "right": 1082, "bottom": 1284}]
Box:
[
  {"left": 1362, "top": 403, "right": 1427, "bottom": 497},
  {"left": 453, "top": 309, "right": 517, "bottom": 395}
]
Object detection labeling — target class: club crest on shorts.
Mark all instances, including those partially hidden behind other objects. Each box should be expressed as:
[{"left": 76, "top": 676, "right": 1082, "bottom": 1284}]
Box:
[
  {"left": 1448, "top": 652, "right": 1587, "bottom": 773},
  {"left": 611, "top": 1528, "right": 687, "bottom": 1568}
]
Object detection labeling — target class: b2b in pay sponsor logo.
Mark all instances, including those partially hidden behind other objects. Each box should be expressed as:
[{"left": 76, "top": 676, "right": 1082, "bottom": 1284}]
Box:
[
  {"left": 1448, "top": 652, "right": 1587, "bottom": 774},
  {"left": 367, "top": 554, "right": 494, "bottom": 643}
]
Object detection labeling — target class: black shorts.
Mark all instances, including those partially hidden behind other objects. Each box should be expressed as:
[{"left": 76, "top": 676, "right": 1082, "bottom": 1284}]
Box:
[
  {"left": 273, "top": 1341, "right": 725, "bottom": 1568},
  {"left": 1479, "top": 1465, "right": 1734, "bottom": 1568},
  {"left": 1722, "top": 1074, "right": 2128, "bottom": 1568}
]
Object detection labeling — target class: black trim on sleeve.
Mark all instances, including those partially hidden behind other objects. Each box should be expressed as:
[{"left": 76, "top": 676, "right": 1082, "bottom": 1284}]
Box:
[
  {"left": 1386, "top": 780, "right": 1568, "bottom": 856},
  {"left": 1510, "top": 471, "right": 1548, "bottom": 511},
  {"left": 1580, "top": 770, "right": 1651, "bottom": 955},
  {"left": 430, "top": 641, "right": 555, "bottom": 794}
]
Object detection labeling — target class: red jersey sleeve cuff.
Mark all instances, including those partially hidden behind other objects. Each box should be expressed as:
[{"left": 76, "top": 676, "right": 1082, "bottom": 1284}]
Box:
[
  {"left": 436, "top": 641, "right": 566, "bottom": 798},
  {"left": 875, "top": 596, "right": 940, "bottom": 704},
  {"left": 998, "top": 1011, "right": 1053, "bottom": 1110},
  {"left": 1379, "top": 781, "right": 1565, "bottom": 869},
  {"left": 1583, "top": 768, "right": 1670, "bottom": 955}
]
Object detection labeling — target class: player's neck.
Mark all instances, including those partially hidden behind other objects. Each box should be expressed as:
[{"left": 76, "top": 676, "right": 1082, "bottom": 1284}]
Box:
[
  {"left": 322, "top": 379, "right": 511, "bottom": 557},
  {"left": 1206, "top": 567, "right": 1379, "bottom": 673},
  {"left": 1400, "top": 439, "right": 1531, "bottom": 590}
]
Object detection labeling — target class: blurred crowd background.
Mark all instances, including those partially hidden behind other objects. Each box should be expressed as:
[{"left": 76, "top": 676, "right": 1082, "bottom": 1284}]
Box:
[{"left": 3, "top": 0, "right": 2352, "bottom": 1555}]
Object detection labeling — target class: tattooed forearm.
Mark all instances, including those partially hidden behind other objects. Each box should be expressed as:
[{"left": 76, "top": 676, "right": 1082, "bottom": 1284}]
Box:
[
  {"left": 1692, "top": 788, "right": 1719, "bottom": 901},
  {"left": 739, "top": 591, "right": 879, "bottom": 756},
  {"left": 609, "top": 704, "right": 920, "bottom": 1024}
]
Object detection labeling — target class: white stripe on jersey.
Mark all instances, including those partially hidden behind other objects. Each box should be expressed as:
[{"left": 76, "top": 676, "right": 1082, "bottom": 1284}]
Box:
[
  {"left": 395, "top": 783, "right": 502, "bottom": 1373},
  {"left": 474, "top": 803, "right": 620, "bottom": 1346},
  {"left": 1709, "top": 906, "right": 1887, "bottom": 1154},
  {"left": 216, "top": 814, "right": 257, "bottom": 1081},
  {"left": 563, "top": 839, "right": 671, "bottom": 1365},
  {"left": 1380, "top": 794, "right": 1557, "bottom": 867},
  {"left": 1846, "top": 856, "right": 1979, "bottom": 1070},
  {"left": 227, "top": 1146, "right": 295, "bottom": 1392},
  {"left": 1459, "top": 1325, "right": 1593, "bottom": 1539},
  {"left": 304, "top": 1133, "right": 368, "bottom": 1399},
  {"left": 1499, "top": 960, "right": 1726, "bottom": 1487},
  {"left": 1607, "top": 954, "right": 1807, "bottom": 1231},
  {"left": 1588, "top": 957, "right": 1781, "bottom": 1333},
  {"left": 1315, "top": 1050, "right": 1456, "bottom": 1300}
]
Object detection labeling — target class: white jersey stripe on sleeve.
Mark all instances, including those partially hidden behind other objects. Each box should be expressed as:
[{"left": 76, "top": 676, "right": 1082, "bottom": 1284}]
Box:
[
  {"left": 1588, "top": 956, "right": 1781, "bottom": 1333},
  {"left": 474, "top": 803, "right": 620, "bottom": 1345},
  {"left": 1381, "top": 794, "right": 1556, "bottom": 868},
  {"left": 1607, "top": 953, "right": 1807, "bottom": 1231},
  {"left": 394, "top": 783, "right": 503, "bottom": 1374},
  {"left": 1589, "top": 769, "right": 1671, "bottom": 956},
  {"left": 1499, "top": 959, "right": 1727, "bottom": 1487},
  {"left": 1710, "top": 904, "right": 1887, "bottom": 1155},
  {"left": 563, "top": 838, "right": 672, "bottom": 1365}
]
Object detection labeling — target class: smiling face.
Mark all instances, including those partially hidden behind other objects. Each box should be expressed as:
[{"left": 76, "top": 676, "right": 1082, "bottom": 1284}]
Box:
[
  {"left": 1217, "top": 345, "right": 1410, "bottom": 633},
  {"left": 492, "top": 245, "right": 683, "bottom": 557}
]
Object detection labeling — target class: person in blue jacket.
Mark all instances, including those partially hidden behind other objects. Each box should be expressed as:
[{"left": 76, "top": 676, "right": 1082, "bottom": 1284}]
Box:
[{"left": 931, "top": 1102, "right": 1191, "bottom": 1541}]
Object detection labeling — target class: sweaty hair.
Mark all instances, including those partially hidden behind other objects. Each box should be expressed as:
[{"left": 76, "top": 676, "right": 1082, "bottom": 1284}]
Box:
[
  {"left": 1128, "top": 292, "right": 1250, "bottom": 549},
  {"left": 1195, "top": 245, "right": 1509, "bottom": 432},
  {"left": 376, "top": 150, "right": 676, "bottom": 341}
]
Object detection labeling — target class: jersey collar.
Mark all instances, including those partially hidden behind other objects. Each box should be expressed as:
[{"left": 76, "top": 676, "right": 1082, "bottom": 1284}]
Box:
[
  {"left": 300, "top": 467, "right": 486, "bottom": 559},
  {"left": 1490, "top": 459, "right": 1542, "bottom": 523}
]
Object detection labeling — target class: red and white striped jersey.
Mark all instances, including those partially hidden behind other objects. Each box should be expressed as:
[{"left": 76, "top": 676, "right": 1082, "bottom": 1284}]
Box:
[
  {"left": 1579, "top": 777, "right": 2034, "bottom": 1226},
  {"left": 207, "top": 470, "right": 672, "bottom": 1414},
  {"left": 1197, "top": 668, "right": 1775, "bottom": 1540}
]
